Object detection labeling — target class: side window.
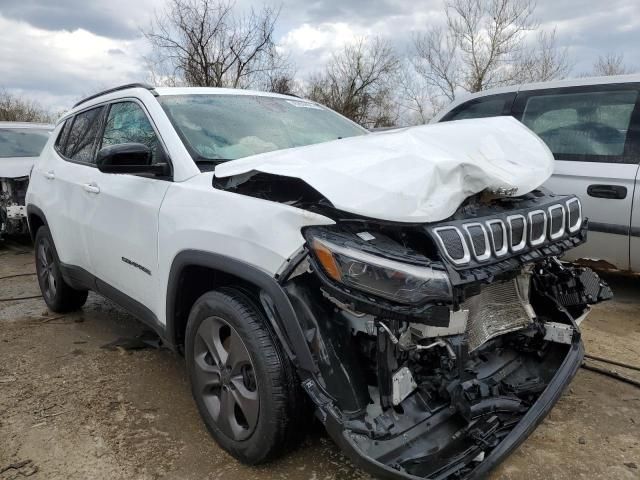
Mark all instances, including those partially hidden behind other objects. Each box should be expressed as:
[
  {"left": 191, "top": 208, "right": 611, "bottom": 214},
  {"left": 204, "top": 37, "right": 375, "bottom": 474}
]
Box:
[
  {"left": 100, "top": 102, "right": 160, "bottom": 163},
  {"left": 518, "top": 89, "right": 638, "bottom": 162},
  {"left": 441, "top": 93, "right": 515, "bottom": 122},
  {"left": 54, "top": 120, "right": 71, "bottom": 153},
  {"left": 63, "top": 106, "right": 105, "bottom": 163}
]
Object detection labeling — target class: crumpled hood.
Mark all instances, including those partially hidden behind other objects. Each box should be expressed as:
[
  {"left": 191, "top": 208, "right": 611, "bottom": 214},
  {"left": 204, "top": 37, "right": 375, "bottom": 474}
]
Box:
[
  {"left": 0, "top": 157, "right": 36, "bottom": 178},
  {"left": 214, "top": 116, "right": 554, "bottom": 223}
]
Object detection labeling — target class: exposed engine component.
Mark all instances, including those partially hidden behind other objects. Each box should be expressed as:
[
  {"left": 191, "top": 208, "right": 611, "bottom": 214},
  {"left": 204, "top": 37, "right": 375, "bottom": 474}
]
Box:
[
  {"left": 462, "top": 273, "right": 535, "bottom": 351},
  {"left": 1, "top": 176, "right": 30, "bottom": 237}
]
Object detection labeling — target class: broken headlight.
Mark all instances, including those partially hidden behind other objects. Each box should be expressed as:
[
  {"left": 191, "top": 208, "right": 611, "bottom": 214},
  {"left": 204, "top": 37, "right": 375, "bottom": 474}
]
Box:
[{"left": 309, "top": 236, "right": 452, "bottom": 304}]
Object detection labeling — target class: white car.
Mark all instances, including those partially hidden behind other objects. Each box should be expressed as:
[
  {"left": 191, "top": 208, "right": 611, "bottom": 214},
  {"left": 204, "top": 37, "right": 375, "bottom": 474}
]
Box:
[
  {"left": 26, "top": 84, "right": 610, "bottom": 480},
  {"left": 433, "top": 74, "right": 640, "bottom": 272},
  {"left": 0, "top": 122, "right": 52, "bottom": 236}
]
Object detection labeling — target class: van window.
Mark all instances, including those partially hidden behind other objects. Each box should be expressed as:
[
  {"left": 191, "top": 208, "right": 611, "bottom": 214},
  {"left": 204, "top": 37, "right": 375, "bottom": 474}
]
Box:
[
  {"left": 441, "top": 93, "right": 515, "bottom": 122},
  {"left": 520, "top": 90, "right": 638, "bottom": 160}
]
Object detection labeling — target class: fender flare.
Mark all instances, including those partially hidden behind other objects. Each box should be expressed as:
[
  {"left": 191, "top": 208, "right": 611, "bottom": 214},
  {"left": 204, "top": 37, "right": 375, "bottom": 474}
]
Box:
[
  {"left": 25, "top": 204, "right": 48, "bottom": 241},
  {"left": 166, "top": 249, "right": 318, "bottom": 374}
]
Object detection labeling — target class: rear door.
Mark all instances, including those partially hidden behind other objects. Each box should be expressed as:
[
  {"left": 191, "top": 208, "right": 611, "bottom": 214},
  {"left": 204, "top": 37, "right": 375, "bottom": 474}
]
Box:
[
  {"left": 512, "top": 84, "right": 640, "bottom": 270},
  {"left": 37, "top": 106, "right": 106, "bottom": 271}
]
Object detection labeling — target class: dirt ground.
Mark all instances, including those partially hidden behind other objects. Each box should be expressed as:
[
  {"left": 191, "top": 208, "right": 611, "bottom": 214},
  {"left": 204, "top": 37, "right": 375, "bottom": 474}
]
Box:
[{"left": 1, "top": 241, "right": 638, "bottom": 480}]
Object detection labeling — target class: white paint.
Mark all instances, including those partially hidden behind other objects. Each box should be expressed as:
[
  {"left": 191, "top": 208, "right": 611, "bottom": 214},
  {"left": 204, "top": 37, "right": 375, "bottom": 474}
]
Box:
[{"left": 215, "top": 116, "right": 554, "bottom": 223}]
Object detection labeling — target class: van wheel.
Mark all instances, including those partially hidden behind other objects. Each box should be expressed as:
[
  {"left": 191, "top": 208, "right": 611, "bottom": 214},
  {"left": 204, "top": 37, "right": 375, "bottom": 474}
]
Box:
[
  {"left": 34, "top": 226, "right": 88, "bottom": 312},
  {"left": 185, "top": 289, "right": 306, "bottom": 464}
]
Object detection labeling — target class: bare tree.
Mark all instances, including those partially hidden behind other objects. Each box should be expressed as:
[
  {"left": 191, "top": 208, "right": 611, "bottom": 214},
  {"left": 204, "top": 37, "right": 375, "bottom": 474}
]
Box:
[
  {"left": 144, "top": 0, "right": 286, "bottom": 89},
  {"left": 306, "top": 37, "right": 400, "bottom": 128},
  {"left": 592, "top": 53, "right": 634, "bottom": 76},
  {"left": 411, "top": 0, "right": 570, "bottom": 102},
  {"left": 0, "top": 90, "right": 54, "bottom": 123},
  {"left": 513, "top": 29, "right": 572, "bottom": 83},
  {"left": 397, "top": 63, "right": 444, "bottom": 125}
]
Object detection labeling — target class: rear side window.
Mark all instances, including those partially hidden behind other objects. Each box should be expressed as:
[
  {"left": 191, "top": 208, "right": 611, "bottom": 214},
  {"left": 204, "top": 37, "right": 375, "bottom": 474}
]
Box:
[
  {"left": 63, "top": 106, "right": 105, "bottom": 163},
  {"left": 100, "top": 102, "right": 160, "bottom": 163},
  {"left": 441, "top": 93, "right": 515, "bottom": 122},
  {"left": 517, "top": 89, "right": 638, "bottom": 162},
  {"left": 54, "top": 120, "right": 71, "bottom": 152}
]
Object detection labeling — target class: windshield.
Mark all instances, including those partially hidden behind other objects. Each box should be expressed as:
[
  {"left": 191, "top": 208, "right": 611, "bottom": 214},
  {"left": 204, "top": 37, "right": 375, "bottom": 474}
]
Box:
[
  {"left": 158, "top": 94, "right": 366, "bottom": 163},
  {"left": 0, "top": 128, "right": 50, "bottom": 158}
]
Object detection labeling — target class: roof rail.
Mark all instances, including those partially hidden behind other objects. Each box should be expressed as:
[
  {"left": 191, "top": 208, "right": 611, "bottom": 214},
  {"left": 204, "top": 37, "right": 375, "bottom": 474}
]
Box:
[{"left": 73, "top": 83, "right": 157, "bottom": 108}]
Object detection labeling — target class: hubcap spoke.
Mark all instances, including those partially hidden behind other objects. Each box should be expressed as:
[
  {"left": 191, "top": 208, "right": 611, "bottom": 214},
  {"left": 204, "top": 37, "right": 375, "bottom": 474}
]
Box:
[
  {"left": 194, "top": 353, "right": 222, "bottom": 392},
  {"left": 227, "top": 332, "right": 251, "bottom": 372},
  {"left": 217, "top": 388, "right": 242, "bottom": 440},
  {"left": 230, "top": 376, "right": 259, "bottom": 428},
  {"left": 197, "top": 317, "right": 229, "bottom": 367}
]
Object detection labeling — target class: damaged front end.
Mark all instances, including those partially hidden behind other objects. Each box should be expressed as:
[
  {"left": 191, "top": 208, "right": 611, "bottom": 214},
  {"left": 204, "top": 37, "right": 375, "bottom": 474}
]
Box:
[
  {"left": 279, "top": 190, "right": 611, "bottom": 480},
  {"left": 1, "top": 176, "right": 30, "bottom": 237}
]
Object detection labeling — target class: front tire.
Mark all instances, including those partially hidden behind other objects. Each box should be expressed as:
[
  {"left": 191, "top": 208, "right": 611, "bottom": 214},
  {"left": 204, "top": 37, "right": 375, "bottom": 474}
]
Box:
[
  {"left": 34, "top": 226, "right": 88, "bottom": 312},
  {"left": 185, "top": 289, "right": 305, "bottom": 464}
]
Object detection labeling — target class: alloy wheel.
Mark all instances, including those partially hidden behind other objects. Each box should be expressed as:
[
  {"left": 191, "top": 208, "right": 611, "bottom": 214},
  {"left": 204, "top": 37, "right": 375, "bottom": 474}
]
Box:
[
  {"left": 37, "top": 238, "right": 57, "bottom": 301},
  {"left": 193, "top": 316, "right": 259, "bottom": 441}
]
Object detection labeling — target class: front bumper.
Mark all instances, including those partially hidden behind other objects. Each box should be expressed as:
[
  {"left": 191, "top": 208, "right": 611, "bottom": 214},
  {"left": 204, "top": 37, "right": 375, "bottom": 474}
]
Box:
[{"left": 313, "top": 337, "right": 584, "bottom": 480}]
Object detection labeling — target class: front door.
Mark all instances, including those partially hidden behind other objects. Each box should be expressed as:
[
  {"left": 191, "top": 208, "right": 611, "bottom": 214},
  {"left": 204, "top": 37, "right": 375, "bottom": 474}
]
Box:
[
  {"left": 85, "top": 100, "right": 171, "bottom": 314},
  {"left": 512, "top": 84, "right": 640, "bottom": 270}
]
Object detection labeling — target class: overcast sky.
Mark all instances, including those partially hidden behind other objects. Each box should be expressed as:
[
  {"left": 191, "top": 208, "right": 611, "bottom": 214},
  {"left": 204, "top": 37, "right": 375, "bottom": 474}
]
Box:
[{"left": 1, "top": 0, "right": 638, "bottom": 113}]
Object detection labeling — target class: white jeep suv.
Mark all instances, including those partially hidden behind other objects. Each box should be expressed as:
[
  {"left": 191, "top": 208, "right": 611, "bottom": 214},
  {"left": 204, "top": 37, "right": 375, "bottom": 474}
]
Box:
[{"left": 27, "top": 83, "right": 611, "bottom": 480}]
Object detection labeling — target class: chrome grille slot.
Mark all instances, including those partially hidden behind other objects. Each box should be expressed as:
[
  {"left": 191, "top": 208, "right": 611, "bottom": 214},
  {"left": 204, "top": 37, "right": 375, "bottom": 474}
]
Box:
[
  {"left": 487, "top": 219, "right": 508, "bottom": 257},
  {"left": 566, "top": 198, "right": 582, "bottom": 233},
  {"left": 528, "top": 210, "right": 547, "bottom": 246},
  {"left": 463, "top": 223, "right": 491, "bottom": 261},
  {"left": 507, "top": 215, "right": 527, "bottom": 251},
  {"left": 434, "top": 227, "right": 470, "bottom": 265},
  {"left": 548, "top": 204, "right": 565, "bottom": 239}
]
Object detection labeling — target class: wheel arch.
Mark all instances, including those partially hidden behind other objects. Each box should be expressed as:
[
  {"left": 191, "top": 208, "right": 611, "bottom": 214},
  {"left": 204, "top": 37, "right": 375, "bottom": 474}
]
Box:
[
  {"left": 26, "top": 204, "right": 48, "bottom": 242},
  {"left": 166, "top": 250, "right": 318, "bottom": 374}
]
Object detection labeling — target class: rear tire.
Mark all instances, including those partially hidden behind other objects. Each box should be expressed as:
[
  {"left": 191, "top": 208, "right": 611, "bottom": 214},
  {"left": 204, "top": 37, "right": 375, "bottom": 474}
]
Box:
[
  {"left": 185, "top": 289, "right": 307, "bottom": 464},
  {"left": 34, "top": 226, "right": 88, "bottom": 312}
]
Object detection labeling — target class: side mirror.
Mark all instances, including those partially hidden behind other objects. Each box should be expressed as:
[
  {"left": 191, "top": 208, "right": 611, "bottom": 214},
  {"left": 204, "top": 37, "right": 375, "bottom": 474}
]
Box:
[{"left": 96, "top": 143, "right": 167, "bottom": 175}]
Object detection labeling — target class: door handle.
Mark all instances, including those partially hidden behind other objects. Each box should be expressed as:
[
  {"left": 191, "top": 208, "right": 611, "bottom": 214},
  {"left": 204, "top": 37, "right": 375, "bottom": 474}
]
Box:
[
  {"left": 44, "top": 171, "right": 55, "bottom": 180},
  {"left": 587, "top": 184, "right": 627, "bottom": 200},
  {"left": 83, "top": 183, "right": 100, "bottom": 194}
]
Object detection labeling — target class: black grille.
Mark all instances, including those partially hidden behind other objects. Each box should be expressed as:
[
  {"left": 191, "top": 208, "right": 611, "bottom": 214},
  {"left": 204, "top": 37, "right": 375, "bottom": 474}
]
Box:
[
  {"left": 530, "top": 212, "right": 545, "bottom": 240},
  {"left": 467, "top": 225, "right": 486, "bottom": 256},
  {"left": 438, "top": 228, "right": 465, "bottom": 260},
  {"left": 550, "top": 208, "right": 563, "bottom": 236},
  {"left": 568, "top": 201, "right": 580, "bottom": 229},
  {"left": 490, "top": 222, "right": 504, "bottom": 251},
  {"left": 510, "top": 218, "right": 525, "bottom": 246}
]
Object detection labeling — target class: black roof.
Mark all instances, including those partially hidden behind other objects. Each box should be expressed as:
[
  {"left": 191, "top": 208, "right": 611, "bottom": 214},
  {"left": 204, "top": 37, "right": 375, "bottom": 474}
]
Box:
[{"left": 73, "top": 83, "right": 156, "bottom": 108}]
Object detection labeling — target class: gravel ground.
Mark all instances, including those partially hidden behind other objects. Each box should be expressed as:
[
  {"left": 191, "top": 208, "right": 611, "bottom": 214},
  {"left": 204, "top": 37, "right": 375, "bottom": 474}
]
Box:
[{"left": 0, "top": 242, "right": 638, "bottom": 480}]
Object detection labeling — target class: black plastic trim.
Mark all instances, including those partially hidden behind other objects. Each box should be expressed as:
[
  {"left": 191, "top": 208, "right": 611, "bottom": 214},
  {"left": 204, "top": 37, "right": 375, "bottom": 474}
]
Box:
[
  {"left": 57, "top": 263, "right": 168, "bottom": 344},
  {"left": 589, "top": 221, "right": 640, "bottom": 237},
  {"left": 320, "top": 338, "right": 584, "bottom": 480},
  {"left": 166, "top": 250, "right": 318, "bottom": 374},
  {"left": 73, "top": 83, "right": 156, "bottom": 108},
  {"left": 25, "top": 204, "right": 48, "bottom": 242}
]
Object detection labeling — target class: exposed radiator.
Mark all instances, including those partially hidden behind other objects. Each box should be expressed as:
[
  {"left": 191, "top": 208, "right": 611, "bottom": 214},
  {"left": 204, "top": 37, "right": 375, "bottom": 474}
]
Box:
[{"left": 463, "top": 274, "right": 535, "bottom": 351}]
